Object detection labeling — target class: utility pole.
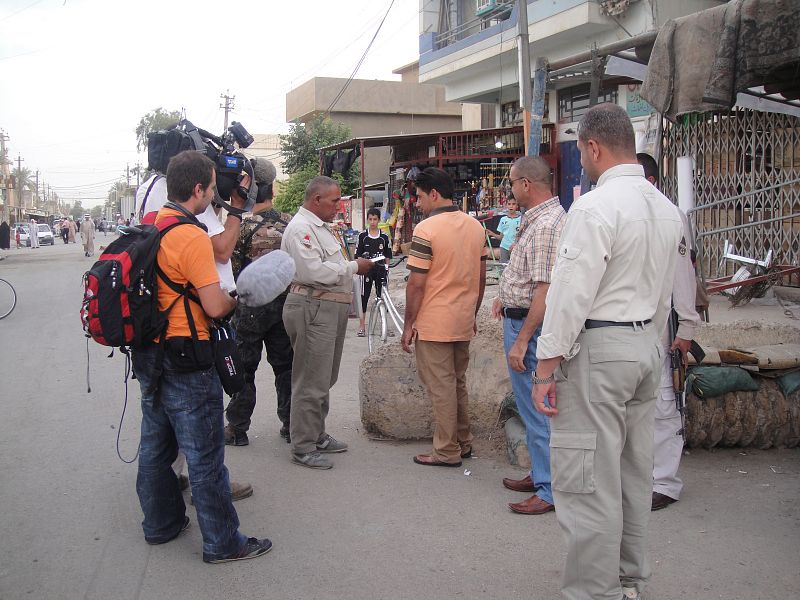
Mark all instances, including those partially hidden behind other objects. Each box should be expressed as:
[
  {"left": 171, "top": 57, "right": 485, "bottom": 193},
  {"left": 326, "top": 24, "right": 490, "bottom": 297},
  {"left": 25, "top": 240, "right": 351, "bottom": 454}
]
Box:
[
  {"left": 517, "top": 0, "right": 532, "bottom": 153},
  {"left": 126, "top": 163, "right": 130, "bottom": 186},
  {"left": 0, "top": 130, "right": 9, "bottom": 223},
  {"left": 35, "top": 169, "right": 39, "bottom": 209},
  {"left": 220, "top": 90, "right": 235, "bottom": 130},
  {"left": 16, "top": 154, "right": 24, "bottom": 213},
  {"left": 136, "top": 161, "right": 141, "bottom": 186}
]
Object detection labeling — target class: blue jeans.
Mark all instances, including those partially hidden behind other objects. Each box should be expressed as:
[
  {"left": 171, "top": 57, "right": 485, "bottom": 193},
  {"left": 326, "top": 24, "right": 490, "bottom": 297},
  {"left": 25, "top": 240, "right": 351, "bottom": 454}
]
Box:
[
  {"left": 132, "top": 344, "right": 247, "bottom": 561},
  {"left": 502, "top": 318, "right": 553, "bottom": 504}
]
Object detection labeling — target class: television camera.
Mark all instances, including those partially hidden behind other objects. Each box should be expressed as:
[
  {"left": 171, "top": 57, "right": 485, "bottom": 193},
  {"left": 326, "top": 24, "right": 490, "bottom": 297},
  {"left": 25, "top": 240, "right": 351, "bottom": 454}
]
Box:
[{"left": 147, "top": 118, "right": 257, "bottom": 214}]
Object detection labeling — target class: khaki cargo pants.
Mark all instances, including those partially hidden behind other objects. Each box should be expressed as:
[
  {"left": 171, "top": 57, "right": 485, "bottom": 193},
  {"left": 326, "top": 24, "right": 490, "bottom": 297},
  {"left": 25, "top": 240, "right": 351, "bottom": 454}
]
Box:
[
  {"left": 282, "top": 293, "right": 349, "bottom": 455},
  {"left": 550, "top": 324, "right": 662, "bottom": 600}
]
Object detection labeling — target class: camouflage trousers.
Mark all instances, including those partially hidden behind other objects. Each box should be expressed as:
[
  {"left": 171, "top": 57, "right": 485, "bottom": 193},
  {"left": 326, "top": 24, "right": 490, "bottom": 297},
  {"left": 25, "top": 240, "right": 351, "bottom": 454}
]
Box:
[{"left": 225, "top": 293, "right": 293, "bottom": 433}]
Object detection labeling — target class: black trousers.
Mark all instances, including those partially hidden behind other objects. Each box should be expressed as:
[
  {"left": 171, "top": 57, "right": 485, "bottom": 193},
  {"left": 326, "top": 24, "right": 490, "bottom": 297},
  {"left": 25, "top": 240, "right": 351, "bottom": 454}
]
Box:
[
  {"left": 225, "top": 293, "right": 292, "bottom": 432},
  {"left": 361, "top": 274, "right": 385, "bottom": 313}
]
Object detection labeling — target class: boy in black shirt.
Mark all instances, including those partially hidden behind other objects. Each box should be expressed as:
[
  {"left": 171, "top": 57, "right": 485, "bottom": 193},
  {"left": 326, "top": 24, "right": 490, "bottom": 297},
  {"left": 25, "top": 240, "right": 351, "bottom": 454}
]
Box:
[{"left": 356, "top": 208, "right": 392, "bottom": 336}]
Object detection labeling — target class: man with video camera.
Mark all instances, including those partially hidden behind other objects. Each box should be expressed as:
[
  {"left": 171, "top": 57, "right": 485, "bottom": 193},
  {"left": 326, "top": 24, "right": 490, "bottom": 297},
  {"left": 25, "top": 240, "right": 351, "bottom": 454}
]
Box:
[{"left": 131, "top": 150, "right": 271, "bottom": 563}]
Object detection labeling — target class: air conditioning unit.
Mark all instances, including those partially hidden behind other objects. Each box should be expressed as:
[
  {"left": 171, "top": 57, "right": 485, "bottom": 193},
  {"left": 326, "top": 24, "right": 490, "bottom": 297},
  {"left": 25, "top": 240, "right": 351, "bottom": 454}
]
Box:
[{"left": 476, "top": 0, "right": 497, "bottom": 17}]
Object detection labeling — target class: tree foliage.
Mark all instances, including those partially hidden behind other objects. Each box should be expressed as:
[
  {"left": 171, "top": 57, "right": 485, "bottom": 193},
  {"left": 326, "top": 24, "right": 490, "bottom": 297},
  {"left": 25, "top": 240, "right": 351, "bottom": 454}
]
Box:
[
  {"left": 69, "top": 201, "right": 85, "bottom": 220},
  {"left": 275, "top": 114, "right": 360, "bottom": 215},
  {"left": 11, "top": 166, "right": 35, "bottom": 193},
  {"left": 135, "top": 107, "right": 182, "bottom": 152},
  {"left": 90, "top": 205, "right": 104, "bottom": 219}
]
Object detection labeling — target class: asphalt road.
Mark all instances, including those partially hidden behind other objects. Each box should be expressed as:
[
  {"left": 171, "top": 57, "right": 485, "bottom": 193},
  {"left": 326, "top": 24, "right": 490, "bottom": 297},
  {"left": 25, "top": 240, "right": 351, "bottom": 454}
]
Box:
[{"left": 0, "top": 239, "right": 798, "bottom": 600}]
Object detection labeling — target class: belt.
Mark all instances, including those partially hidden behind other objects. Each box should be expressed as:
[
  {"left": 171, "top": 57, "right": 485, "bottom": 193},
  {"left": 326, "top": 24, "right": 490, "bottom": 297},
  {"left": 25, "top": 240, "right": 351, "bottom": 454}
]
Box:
[
  {"left": 584, "top": 319, "right": 652, "bottom": 330},
  {"left": 289, "top": 283, "right": 353, "bottom": 304},
  {"left": 502, "top": 307, "right": 529, "bottom": 320}
]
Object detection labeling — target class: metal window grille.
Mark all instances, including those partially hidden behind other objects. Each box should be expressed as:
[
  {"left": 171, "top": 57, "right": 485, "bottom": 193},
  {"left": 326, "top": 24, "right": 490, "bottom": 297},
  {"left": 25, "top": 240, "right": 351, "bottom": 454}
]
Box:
[{"left": 661, "top": 108, "right": 800, "bottom": 286}]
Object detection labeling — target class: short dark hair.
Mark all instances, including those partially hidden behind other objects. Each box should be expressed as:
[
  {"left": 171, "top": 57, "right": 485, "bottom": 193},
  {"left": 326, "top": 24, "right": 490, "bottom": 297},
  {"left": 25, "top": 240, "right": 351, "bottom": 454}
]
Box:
[
  {"left": 166, "top": 150, "right": 215, "bottom": 203},
  {"left": 415, "top": 167, "right": 454, "bottom": 200},
  {"left": 512, "top": 156, "right": 552, "bottom": 186},
  {"left": 366, "top": 207, "right": 381, "bottom": 219},
  {"left": 577, "top": 103, "right": 636, "bottom": 155},
  {"left": 636, "top": 153, "right": 659, "bottom": 181},
  {"left": 304, "top": 175, "right": 339, "bottom": 203}
]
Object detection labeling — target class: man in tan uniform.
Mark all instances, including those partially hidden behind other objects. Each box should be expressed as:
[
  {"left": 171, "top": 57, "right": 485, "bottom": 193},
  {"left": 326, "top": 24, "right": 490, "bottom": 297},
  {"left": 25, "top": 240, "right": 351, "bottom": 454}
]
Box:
[
  {"left": 281, "top": 176, "right": 372, "bottom": 469},
  {"left": 532, "top": 104, "right": 683, "bottom": 600},
  {"left": 637, "top": 153, "right": 702, "bottom": 511}
]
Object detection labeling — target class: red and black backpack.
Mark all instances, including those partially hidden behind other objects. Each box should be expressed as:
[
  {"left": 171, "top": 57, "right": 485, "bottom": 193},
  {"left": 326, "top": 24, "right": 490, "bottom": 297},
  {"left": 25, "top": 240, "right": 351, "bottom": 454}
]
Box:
[{"left": 80, "top": 215, "right": 204, "bottom": 349}]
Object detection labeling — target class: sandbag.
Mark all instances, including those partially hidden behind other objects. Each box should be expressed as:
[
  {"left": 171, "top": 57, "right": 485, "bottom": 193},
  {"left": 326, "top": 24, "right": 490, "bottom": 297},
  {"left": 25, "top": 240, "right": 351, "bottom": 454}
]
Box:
[{"left": 686, "top": 366, "right": 759, "bottom": 398}]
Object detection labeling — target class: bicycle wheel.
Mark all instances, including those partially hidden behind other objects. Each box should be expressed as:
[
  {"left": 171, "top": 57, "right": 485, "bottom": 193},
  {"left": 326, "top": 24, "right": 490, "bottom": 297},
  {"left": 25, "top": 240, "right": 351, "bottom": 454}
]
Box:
[
  {"left": 0, "top": 278, "right": 17, "bottom": 319},
  {"left": 367, "top": 300, "right": 388, "bottom": 353}
]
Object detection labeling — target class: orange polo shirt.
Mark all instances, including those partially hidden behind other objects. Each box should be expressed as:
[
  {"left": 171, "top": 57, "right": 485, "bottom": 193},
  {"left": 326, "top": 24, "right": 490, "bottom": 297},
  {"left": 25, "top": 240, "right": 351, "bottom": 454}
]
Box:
[{"left": 407, "top": 205, "right": 488, "bottom": 342}]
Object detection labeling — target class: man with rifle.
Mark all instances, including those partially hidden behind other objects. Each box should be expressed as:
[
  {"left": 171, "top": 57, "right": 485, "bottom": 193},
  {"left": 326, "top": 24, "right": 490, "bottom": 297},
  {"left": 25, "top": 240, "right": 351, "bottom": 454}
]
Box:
[{"left": 637, "top": 153, "right": 704, "bottom": 511}]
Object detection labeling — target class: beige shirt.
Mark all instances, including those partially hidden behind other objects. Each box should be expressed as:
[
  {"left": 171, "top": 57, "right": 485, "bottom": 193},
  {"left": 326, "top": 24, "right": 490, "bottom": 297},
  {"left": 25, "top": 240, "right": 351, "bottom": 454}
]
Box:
[
  {"left": 281, "top": 206, "right": 357, "bottom": 293},
  {"left": 537, "top": 163, "right": 683, "bottom": 360},
  {"left": 664, "top": 209, "right": 701, "bottom": 347}
]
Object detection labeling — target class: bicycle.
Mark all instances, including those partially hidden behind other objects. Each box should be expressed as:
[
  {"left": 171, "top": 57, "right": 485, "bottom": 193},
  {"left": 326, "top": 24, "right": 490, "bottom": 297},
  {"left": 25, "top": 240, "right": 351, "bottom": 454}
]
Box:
[
  {"left": 366, "top": 256, "right": 406, "bottom": 353},
  {"left": 0, "top": 278, "right": 17, "bottom": 319}
]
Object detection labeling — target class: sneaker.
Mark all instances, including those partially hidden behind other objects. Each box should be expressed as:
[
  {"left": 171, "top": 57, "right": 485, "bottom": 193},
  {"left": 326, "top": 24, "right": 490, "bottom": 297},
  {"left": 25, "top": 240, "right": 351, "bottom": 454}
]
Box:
[
  {"left": 292, "top": 451, "right": 333, "bottom": 469},
  {"left": 190, "top": 480, "right": 253, "bottom": 505},
  {"left": 224, "top": 425, "right": 249, "bottom": 446},
  {"left": 622, "top": 586, "right": 642, "bottom": 599},
  {"left": 145, "top": 516, "right": 190, "bottom": 545},
  {"left": 279, "top": 425, "right": 291, "bottom": 444},
  {"left": 204, "top": 537, "right": 273, "bottom": 564},
  {"left": 316, "top": 434, "right": 348, "bottom": 453}
]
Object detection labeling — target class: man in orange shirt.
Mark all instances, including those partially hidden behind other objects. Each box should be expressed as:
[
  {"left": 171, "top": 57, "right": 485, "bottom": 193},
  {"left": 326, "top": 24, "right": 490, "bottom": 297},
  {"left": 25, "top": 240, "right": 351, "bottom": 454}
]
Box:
[
  {"left": 131, "top": 151, "right": 271, "bottom": 564},
  {"left": 401, "top": 167, "right": 488, "bottom": 467}
]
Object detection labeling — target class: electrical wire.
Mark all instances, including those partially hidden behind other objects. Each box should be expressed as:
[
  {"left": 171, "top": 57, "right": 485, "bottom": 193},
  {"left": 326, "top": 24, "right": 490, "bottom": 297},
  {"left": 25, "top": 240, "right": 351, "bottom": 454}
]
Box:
[{"left": 326, "top": 0, "right": 396, "bottom": 115}]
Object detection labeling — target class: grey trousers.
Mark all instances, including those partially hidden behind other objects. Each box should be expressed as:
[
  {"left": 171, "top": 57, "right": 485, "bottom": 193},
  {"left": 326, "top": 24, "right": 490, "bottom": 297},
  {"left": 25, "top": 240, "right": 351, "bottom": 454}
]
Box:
[
  {"left": 282, "top": 293, "right": 349, "bottom": 455},
  {"left": 550, "top": 324, "right": 662, "bottom": 600}
]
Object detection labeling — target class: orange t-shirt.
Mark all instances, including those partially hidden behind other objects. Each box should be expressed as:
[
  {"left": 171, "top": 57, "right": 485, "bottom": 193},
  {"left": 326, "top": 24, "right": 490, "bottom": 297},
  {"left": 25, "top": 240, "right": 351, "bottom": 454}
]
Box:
[
  {"left": 407, "top": 206, "right": 488, "bottom": 342},
  {"left": 155, "top": 208, "right": 219, "bottom": 340}
]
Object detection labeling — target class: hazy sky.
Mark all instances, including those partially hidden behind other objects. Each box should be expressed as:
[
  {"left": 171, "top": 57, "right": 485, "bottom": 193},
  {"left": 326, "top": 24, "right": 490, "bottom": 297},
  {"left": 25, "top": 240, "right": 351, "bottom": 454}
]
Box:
[{"left": 0, "top": 0, "right": 421, "bottom": 208}]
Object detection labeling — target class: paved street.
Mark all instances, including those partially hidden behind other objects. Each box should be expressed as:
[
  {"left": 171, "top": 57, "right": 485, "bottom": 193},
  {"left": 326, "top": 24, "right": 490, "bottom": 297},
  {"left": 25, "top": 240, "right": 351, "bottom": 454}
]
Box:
[{"left": 1, "top": 240, "right": 798, "bottom": 600}]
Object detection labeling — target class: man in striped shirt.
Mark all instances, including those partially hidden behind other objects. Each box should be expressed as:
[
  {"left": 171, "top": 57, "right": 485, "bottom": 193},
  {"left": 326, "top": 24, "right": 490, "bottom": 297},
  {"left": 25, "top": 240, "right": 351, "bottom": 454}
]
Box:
[{"left": 492, "top": 156, "right": 565, "bottom": 514}]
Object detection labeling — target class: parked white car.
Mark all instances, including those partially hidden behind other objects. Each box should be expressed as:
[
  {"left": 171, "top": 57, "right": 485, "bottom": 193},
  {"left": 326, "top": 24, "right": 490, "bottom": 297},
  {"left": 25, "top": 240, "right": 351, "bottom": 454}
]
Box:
[{"left": 18, "top": 223, "right": 55, "bottom": 246}]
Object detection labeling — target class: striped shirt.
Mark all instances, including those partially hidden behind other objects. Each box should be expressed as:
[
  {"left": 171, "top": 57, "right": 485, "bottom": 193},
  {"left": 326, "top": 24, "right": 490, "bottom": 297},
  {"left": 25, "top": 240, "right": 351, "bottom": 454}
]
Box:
[{"left": 498, "top": 197, "right": 566, "bottom": 309}]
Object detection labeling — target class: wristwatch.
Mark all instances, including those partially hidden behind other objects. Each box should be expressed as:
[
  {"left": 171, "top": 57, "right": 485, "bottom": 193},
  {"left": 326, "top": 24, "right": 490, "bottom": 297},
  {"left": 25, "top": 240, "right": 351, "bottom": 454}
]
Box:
[{"left": 532, "top": 373, "right": 554, "bottom": 385}]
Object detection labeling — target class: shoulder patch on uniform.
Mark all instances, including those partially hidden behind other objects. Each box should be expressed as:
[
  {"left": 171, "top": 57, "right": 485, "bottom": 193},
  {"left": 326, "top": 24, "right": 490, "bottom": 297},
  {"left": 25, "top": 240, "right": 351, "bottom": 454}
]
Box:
[{"left": 302, "top": 233, "right": 312, "bottom": 248}]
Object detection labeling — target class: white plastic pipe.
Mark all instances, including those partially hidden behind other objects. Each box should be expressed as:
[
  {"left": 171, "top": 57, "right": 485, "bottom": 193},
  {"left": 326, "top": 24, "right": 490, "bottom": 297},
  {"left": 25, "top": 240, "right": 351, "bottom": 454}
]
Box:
[{"left": 676, "top": 156, "right": 695, "bottom": 214}]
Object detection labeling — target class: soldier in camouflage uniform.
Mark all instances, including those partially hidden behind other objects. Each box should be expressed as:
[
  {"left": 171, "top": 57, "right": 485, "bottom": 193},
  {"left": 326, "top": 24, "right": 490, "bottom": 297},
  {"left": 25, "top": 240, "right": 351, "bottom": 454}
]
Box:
[{"left": 224, "top": 164, "right": 294, "bottom": 446}]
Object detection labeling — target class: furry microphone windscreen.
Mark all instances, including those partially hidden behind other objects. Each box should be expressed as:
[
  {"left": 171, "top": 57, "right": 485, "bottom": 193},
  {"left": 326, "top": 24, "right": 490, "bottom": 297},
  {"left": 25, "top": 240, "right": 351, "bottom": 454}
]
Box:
[
  {"left": 236, "top": 250, "right": 296, "bottom": 307},
  {"left": 252, "top": 158, "right": 277, "bottom": 185}
]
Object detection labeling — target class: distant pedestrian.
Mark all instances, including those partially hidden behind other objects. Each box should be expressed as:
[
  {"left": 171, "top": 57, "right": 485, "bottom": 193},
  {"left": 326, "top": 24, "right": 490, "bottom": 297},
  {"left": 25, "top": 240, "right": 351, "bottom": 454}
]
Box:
[
  {"left": 0, "top": 221, "right": 10, "bottom": 250},
  {"left": 61, "top": 220, "right": 69, "bottom": 244},
  {"left": 356, "top": 207, "right": 391, "bottom": 337},
  {"left": 129, "top": 212, "right": 138, "bottom": 227},
  {"left": 15, "top": 226, "right": 22, "bottom": 249},
  {"left": 29, "top": 218, "right": 40, "bottom": 249},
  {"left": 67, "top": 217, "right": 77, "bottom": 243},
  {"left": 81, "top": 215, "right": 96, "bottom": 256}
]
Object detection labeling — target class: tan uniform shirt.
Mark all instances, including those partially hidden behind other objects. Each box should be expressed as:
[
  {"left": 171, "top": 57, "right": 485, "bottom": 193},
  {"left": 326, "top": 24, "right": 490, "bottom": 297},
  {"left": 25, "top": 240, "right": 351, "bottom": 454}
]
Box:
[
  {"left": 664, "top": 209, "right": 701, "bottom": 347},
  {"left": 537, "top": 163, "right": 683, "bottom": 360},
  {"left": 281, "top": 206, "right": 357, "bottom": 293}
]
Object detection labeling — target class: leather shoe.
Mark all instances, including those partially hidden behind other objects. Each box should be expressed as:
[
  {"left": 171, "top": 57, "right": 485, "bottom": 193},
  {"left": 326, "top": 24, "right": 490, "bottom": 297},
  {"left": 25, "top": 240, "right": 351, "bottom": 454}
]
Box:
[
  {"left": 508, "top": 494, "right": 554, "bottom": 515},
  {"left": 651, "top": 492, "right": 677, "bottom": 511},
  {"left": 460, "top": 447, "right": 472, "bottom": 459},
  {"left": 413, "top": 454, "right": 462, "bottom": 467},
  {"left": 502, "top": 474, "right": 536, "bottom": 493}
]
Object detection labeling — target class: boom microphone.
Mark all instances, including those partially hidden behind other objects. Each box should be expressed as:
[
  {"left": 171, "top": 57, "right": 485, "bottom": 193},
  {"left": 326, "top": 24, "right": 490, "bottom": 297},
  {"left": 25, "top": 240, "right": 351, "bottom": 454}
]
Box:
[{"left": 235, "top": 250, "right": 296, "bottom": 307}]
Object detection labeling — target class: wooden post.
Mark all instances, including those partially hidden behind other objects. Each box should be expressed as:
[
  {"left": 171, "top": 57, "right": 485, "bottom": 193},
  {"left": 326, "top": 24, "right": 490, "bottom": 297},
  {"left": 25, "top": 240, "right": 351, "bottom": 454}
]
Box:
[{"left": 528, "top": 58, "right": 547, "bottom": 156}]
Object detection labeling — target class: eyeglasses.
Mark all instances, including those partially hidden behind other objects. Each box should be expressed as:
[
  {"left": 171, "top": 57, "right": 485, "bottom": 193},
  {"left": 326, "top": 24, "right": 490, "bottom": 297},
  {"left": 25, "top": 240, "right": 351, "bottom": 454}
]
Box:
[{"left": 509, "top": 177, "right": 528, "bottom": 186}]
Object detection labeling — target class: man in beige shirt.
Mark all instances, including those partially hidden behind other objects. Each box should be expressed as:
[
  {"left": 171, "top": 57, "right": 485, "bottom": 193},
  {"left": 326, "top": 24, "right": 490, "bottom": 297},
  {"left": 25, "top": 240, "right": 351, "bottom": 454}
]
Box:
[
  {"left": 637, "top": 153, "right": 702, "bottom": 511},
  {"left": 281, "top": 176, "right": 372, "bottom": 469},
  {"left": 532, "top": 104, "right": 683, "bottom": 600}
]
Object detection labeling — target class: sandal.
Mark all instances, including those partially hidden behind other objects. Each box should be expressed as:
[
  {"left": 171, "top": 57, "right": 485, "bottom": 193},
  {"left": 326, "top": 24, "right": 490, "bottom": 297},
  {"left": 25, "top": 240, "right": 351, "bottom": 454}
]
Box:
[{"left": 357, "top": 329, "right": 366, "bottom": 337}]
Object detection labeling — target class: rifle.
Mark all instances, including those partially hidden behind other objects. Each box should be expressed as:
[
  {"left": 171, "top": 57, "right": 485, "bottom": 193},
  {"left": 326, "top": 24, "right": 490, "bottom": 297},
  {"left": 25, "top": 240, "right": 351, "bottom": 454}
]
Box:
[{"left": 668, "top": 309, "right": 706, "bottom": 443}]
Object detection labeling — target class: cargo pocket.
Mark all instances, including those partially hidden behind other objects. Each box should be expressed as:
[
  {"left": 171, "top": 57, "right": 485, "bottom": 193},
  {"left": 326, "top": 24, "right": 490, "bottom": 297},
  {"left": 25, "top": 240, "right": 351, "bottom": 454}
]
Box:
[
  {"left": 550, "top": 431, "right": 596, "bottom": 494},
  {"left": 589, "top": 344, "right": 639, "bottom": 403},
  {"left": 554, "top": 243, "right": 581, "bottom": 283}
]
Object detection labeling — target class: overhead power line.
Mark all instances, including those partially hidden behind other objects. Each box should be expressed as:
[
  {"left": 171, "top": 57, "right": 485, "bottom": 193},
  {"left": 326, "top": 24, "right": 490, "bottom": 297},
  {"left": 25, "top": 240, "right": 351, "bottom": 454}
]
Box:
[{"left": 326, "top": 0, "right": 396, "bottom": 115}]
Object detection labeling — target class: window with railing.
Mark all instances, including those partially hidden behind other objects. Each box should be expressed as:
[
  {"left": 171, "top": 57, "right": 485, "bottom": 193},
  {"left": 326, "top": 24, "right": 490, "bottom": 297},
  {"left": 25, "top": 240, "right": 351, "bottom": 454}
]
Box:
[
  {"left": 558, "top": 83, "right": 618, "bottom": 123},
  {"left": 435, "top": 0, "right": 515, "bottom": 49}
]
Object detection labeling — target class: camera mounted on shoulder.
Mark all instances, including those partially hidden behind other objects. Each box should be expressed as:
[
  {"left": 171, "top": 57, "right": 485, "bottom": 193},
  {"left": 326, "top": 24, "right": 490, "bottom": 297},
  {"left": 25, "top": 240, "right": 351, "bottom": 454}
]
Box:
[{"left": 146, "top": 118, "right": 257, "bottom": 215}]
